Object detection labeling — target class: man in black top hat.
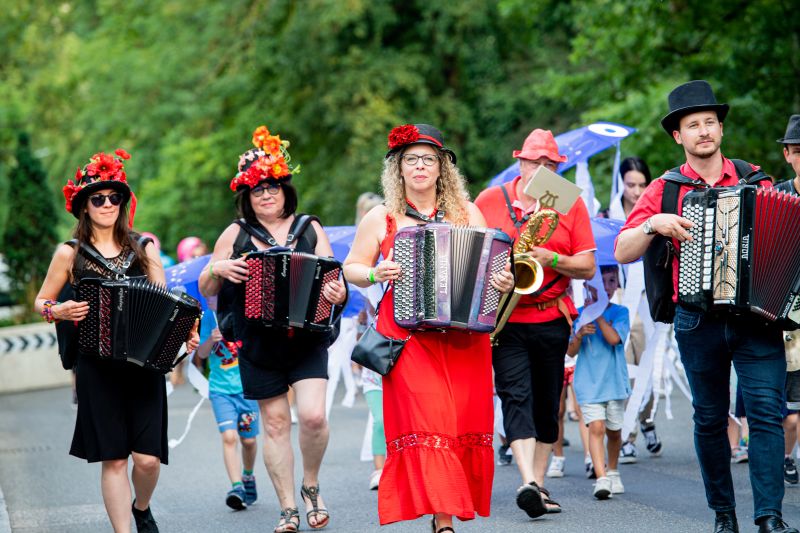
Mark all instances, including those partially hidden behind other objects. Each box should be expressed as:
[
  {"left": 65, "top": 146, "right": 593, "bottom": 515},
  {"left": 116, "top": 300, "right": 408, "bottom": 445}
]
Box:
[
  {"left": 616, "top": 80, "right": 797, "bottom": 533},
  {"left": 776, "top": 114, "right": 800, "bottom": 195}
]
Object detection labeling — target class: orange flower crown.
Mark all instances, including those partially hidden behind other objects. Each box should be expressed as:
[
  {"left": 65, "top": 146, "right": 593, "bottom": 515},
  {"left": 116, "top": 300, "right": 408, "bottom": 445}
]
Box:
[
  {"left": 62, "top": 149, "right": 131, "bottom": 214},
  {"left": 230, "top": 126, "right": 300, "bottom": 192}
]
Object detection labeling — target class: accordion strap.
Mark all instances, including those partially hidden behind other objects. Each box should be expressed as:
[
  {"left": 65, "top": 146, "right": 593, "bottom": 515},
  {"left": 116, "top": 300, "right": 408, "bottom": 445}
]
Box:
[
  {"left": 404, "top": 205, "right": 445, "bottom": 223},
  {"left": 234, "top": 214, "right": 320, "bottom": 249},
  {"left": 68, "top": 236, "right": 147, "bottom": 279}
]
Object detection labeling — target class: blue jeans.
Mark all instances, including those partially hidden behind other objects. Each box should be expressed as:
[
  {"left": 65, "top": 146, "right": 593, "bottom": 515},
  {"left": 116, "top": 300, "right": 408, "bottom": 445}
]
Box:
[{"left": 674, "top": 306, "right": 785, "bottom": 522}]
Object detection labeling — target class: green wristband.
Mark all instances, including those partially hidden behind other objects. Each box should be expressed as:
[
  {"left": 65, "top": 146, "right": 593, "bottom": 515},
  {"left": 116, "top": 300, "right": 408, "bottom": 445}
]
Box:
[
  {"left": 209, "top": 262, "right": 219, "bottom": 280},
  {"left": 368, "top": 268, "right": 376, "bottom": 284},
  {"left": 551, "top": 252, "right": 559, "bottom": 268}
]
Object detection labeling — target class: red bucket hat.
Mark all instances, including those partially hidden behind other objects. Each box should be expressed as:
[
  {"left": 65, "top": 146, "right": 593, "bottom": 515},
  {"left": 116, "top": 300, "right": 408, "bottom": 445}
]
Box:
[
  {"left": 512, "top": 129, "right": 567, "bottom": 163},
  {"left": 62, "top": 148, "right": 137, "bottom": 227}
]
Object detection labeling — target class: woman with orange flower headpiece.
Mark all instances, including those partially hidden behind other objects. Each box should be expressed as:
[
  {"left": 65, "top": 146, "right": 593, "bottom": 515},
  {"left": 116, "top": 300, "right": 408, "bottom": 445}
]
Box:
[
  {"left": 199, "top": 126, "right": 346, "bottom": 533},
  {"left": 343, "top": 124, "right": 514, "bottom": 532},
  {"left": 34, "top": 149, "right": 200, "bottom": 533}
]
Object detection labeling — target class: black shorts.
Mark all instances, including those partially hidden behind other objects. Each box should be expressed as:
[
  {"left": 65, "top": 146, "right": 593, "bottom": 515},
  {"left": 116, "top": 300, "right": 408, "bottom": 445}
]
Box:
[
  {"left": 493, "top": 319, "right": 571, "bottom": 444},
  {"left": 238, "top": 326, "right": 330, "bottom": 400}
]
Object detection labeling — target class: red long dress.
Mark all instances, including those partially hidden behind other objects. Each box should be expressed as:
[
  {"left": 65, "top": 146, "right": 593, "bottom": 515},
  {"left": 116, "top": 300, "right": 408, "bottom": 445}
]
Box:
[{"left": 377, "top": 215, "right": 494, "bottom": 525}]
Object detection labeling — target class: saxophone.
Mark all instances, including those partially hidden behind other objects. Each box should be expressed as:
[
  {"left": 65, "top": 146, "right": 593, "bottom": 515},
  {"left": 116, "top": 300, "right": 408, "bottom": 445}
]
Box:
[{"left": 490, "top": 209, "right": 559, "bottom": 345}]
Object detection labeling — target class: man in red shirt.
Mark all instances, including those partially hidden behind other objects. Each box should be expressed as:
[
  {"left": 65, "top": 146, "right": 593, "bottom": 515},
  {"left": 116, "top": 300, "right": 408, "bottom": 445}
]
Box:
[
  {"left": 476, "top": 129, "right": 596, "bottom": 519},
  {"left": 616, "top": 80, "right": 795, "bottom": 533}
]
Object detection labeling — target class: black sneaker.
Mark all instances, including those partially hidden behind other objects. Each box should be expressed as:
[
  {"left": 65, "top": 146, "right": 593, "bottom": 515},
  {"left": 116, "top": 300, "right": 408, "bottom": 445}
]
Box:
[
  {"left": 132, "top": 502, "right": 159, "bottom": 533},
  {"left": 497, "top": 444, "right": 512, "bottom": 466},
  {"left": 785, "top": 457, "right": 799, "bottom": 485},
  {"left": 642, "top": 423, "right": 663, "bottom": 455}
]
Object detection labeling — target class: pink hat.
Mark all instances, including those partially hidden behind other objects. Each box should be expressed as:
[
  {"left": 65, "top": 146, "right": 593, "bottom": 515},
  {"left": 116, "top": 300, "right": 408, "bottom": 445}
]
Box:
[
  {"left": 512, "top": 129, "right": 567, "bottom": 163},
  {"left": 177, "top": 237, "right": 203, "bottom": 263}
]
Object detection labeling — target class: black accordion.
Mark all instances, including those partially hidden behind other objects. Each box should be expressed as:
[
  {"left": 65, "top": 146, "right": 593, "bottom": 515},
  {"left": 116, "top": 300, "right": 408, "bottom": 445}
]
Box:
[
  {"left": 678, "top": 186, "right": 800, "bottom": 328},
  {"left": 76, "top": 277, "right": 202, "bottom": 373},
  {"left": 393, "top": 223, "right": 512, "bottom": 332},
  {"left": 243, "top": 249, "right": 342, "bottom": 332}
]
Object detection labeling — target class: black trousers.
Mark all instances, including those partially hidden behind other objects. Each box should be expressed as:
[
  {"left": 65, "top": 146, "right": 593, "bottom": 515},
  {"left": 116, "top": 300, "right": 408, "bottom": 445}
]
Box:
[{"left": 493, "top": 319, "right": 571, "bottom": 444}]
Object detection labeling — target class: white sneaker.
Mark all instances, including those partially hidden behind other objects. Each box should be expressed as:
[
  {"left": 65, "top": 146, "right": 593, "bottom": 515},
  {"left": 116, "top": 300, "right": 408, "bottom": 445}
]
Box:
[
  {"left": 546, "top": 456, "right": 565, "bottom": 478},
  {"left": 593, "top": 476, "right": 612, "bottom": 500},
  {"left": 619, "top": 441, "right": 638, "bottom": 464},
  {"left": 368, "top": 469, "right": 382, "bottom": 490},
  {"left": 607, "top": 470, "right": 625, "bottom": 494}
]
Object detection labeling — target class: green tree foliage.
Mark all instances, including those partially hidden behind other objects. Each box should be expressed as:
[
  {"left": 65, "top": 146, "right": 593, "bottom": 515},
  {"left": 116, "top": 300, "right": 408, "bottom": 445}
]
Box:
[
  {"left": 1, "top": 0, "right": 798, "bottom": 270},
  {"left": 2, "top": 132, "right": 58, "bottom": 321}
]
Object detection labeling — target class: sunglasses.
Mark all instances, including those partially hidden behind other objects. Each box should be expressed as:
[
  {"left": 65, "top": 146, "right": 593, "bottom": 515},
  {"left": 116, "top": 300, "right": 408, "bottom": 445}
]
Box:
[{"left": 88, "top": 192, "right": 124, "bottom": 208}]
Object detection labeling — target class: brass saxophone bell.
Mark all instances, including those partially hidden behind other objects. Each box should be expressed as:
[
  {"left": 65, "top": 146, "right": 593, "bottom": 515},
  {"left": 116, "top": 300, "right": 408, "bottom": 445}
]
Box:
[{"left": 490, "top": 209, "right": 560, "bottom": 345}]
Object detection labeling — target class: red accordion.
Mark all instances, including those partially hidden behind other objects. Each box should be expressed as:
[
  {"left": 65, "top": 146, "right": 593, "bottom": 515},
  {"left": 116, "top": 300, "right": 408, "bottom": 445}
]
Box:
[
  {"left": 243, "top": 249, "right": 342, "bottom": 332},
  {"left": 76, "top": 277, "right": 202, "bottom": 373},
  {"left": 678, "top": 186, "right": 800, "bottom": 328}
]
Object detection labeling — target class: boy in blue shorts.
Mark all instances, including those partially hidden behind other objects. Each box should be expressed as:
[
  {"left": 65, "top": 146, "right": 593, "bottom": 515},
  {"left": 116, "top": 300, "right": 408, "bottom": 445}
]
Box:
[
  {"left": 568, "top": 265, "right": 631, "bottom": 500},
  {"left": 195, "top": 305, "right": 260, "bottom": 510}
]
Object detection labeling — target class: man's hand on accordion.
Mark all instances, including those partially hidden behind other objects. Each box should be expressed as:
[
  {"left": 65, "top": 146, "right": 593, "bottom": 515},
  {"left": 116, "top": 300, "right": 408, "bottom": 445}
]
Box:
[
  {"left": 650, "top": 213, "right": 695, "bottom": 242},
  {"left": 185, "top": 320, "right": 200, "bottom": 353},
  {"left": 490, "top": 263, "right": 514, "bottom": 294},
  {"left": 52, "top": 300, "right": 89, "bottom": 322},
  {"left": 322, "top": 279, "right": 347, "bottom": 306}
]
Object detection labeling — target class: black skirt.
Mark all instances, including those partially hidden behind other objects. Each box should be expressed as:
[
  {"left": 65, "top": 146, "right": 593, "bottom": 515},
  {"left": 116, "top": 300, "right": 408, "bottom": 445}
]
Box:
[{"left": 70, "top": 354, "right": 168, "bottom": 464}]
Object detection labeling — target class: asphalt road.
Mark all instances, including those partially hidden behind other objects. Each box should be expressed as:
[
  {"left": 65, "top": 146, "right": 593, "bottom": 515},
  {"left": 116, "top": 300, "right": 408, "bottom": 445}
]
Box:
[{"left": 1, "top": 383, "right": 799, "bottom": 533}]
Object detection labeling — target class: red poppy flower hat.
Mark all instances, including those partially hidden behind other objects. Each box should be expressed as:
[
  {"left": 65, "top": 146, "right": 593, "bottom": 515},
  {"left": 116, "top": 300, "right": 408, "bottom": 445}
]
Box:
[
  {"left": 62, "top": 149, "right": 137, "bottom": 224},
  {"left": 230, "top": 125, "right": 301, "bottom": 192},
  {"left": 386, "top": 123, "right": 456, "bottom": 164}
]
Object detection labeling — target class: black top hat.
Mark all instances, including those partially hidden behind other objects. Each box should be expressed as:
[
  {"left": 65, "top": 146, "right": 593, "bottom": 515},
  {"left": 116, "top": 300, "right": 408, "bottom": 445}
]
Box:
[
  {"left": 778, "top": 114, "right": 800, "bottom": 144},
  {"left": 661, "top": 80, "right": 729, "bottom": 135},
  {"left": 385, "top": 123, "right": 457, "bottom": 163}
]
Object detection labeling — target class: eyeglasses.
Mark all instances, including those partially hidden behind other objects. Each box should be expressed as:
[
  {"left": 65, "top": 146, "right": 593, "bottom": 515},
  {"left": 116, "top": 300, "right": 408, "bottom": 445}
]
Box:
[
  {"left": 401, "top": 154, "right": 439, "bottom": 167},
  {"left": 251, "top": 184, "right": 281, "bottom": 197},
  {"left": 88, "top": 192, "right": 124, "bottom": 208}
]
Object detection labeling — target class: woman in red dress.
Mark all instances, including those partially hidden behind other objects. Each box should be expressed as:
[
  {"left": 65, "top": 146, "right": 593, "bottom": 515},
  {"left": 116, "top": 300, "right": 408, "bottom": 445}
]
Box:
[{"left": 344, "top": 124, "right": 513, "bottom": 532}]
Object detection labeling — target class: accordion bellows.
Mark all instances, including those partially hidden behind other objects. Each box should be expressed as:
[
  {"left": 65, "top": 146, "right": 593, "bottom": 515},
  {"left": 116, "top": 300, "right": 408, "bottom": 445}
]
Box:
[
  {"left": 77, "top": 277, "right": 202, "bottom": 373},
  {"left": 243, "top": 249, "right": 342, "bottom": 332},
  {"left": 393, "top": 223, "right": 512, "bottom": 332},
  {"left": 678, "top": 186, "right": 800, "bottom": 328}
]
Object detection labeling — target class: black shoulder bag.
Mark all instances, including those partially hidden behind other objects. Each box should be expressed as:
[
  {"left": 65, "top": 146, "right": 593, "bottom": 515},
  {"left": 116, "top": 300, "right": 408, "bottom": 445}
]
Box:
[{"left": 350, "top": 286, "right": 411, "bottom": 375}]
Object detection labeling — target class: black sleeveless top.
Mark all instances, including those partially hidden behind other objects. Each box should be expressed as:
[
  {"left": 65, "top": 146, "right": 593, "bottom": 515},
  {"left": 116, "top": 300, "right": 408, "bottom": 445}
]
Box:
[{"left": 225, "top": 218, "right": 331, "bottom": 362}]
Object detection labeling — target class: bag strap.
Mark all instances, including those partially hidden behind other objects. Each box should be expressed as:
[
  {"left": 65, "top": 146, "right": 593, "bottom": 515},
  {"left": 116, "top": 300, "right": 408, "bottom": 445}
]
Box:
[
  {"left": 404, "top": 204, "right": 445, "bottom": 223},
  {"left": 500, "top": 185, "right": 528, "bottom": 229}
]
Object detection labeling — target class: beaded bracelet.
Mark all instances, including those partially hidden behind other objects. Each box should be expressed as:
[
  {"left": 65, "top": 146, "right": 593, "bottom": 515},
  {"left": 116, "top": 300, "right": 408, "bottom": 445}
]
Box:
[{"left": 41, "top": 300, "right": 59, "bottom": 324}]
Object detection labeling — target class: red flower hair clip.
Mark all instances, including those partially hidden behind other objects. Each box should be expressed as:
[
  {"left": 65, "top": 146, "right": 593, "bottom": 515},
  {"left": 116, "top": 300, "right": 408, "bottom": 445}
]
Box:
[{"left": 388, "top": 124, "right": 420, "bottom": 149}]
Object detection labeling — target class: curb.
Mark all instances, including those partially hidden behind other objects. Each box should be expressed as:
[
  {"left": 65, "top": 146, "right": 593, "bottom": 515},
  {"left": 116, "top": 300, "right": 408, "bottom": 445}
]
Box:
[{"left": 0, "top": 482, "right": 10, "bottom": 533}]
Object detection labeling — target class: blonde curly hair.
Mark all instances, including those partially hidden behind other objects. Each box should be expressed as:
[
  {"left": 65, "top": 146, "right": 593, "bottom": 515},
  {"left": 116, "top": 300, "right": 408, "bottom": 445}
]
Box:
[{"left": 380, "top": 147, "right": 470, "bottom": 224}]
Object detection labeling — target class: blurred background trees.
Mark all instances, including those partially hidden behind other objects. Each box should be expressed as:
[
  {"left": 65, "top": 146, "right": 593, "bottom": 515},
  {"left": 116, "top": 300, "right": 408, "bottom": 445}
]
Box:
[{"left": 0, "top": 0, "right": 798, "bottom": 311}]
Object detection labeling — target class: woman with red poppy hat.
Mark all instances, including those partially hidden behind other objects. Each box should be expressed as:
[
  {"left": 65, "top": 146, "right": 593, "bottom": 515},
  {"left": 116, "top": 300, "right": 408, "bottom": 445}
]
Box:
[
  {"left": 199, "top": 126, "right": 347, "bottom": 533},
  {"left": 344, "top": 124, "right": 514, "bottom": 532},
  {"left": 34, "top": 149, "right": 200, "bottom": 533}
]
